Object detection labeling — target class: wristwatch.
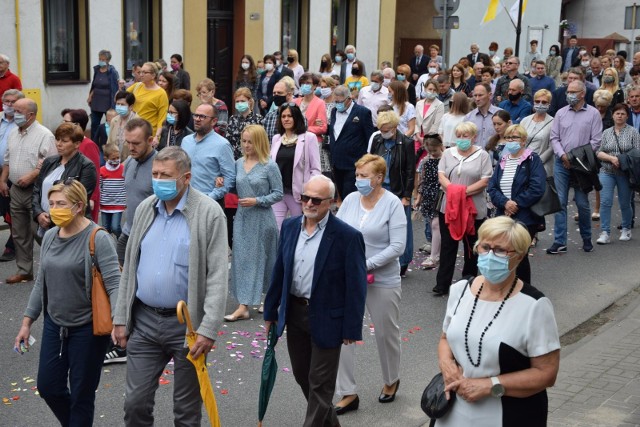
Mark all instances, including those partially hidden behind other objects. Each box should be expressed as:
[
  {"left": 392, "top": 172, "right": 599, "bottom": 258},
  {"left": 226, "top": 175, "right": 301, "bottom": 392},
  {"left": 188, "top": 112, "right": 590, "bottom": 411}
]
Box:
[{"left": 490, "top": 376, "right": 505, "bottom": 398}]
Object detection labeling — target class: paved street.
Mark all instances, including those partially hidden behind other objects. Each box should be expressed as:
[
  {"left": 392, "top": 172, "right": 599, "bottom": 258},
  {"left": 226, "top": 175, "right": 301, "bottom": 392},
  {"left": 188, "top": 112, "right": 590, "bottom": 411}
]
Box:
[{"left": 0, "top": 198, "right": 639, "bottom": 426}]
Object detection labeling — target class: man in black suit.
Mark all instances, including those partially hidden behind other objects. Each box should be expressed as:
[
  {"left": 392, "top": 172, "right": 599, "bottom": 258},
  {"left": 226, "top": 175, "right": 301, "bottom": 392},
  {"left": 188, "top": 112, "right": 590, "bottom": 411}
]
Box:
[
  {"left": 466, "top": 62, "right": 486, "bottom": 91},
  {"left": 562, "top": 36, "right": 581, "bottom": 72},
  {"left": 410, "top": 44, "right": 429, "bottom": 85},
  {"left": 264, "top": 175, "right": 367, "bottom": 427},
  {"left": 585, "top": 57, "right": 603, "bottom": 88},
  {"left": 328, "top": 85, "right": 375, "bottom": 200},
  {"left": 273, "top": 51, "right": 294, "bottom": 79},
  {"left": 549, "top": 67, "right": 595, "bottom": 116},
  {"left": 466, "top": 43, "right": 490, "bottom": 66}
]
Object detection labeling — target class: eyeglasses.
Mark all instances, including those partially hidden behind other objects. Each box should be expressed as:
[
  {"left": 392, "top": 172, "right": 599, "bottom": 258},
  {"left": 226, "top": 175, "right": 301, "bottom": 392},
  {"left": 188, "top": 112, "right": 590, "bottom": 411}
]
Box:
[
  {"left": 397, "top": 73, "right": 405, "bottom": 76},
  {"left": 139, "top": 70, "right": 155, "bottom": 75},
  {"left": 476, "top": 243, "right": 517, "bottom": 259},
  {"left": 279, "top": 102, "right": 297, "bottom": 108},
  {"left": 197, "top": 92, "right": 212, "bottom": 98},
  {"left": 300, "top": 194, "right": 331, "bottom": 205},
  {"left": 53, "top": 177, "right": 78, "bottom": 186},
  {"left": 505, "top": 62, "right": 518, "bottom": 65},
  {"left": 504, "top": 136, "right": 521, "bottom": 141},
  {"left": 193, "top": 114, "right": 213, "bottom": 120}
]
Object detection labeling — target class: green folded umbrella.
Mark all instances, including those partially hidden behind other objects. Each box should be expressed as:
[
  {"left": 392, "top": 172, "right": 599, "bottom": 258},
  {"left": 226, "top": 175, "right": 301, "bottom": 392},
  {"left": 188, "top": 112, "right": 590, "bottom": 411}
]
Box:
[{"left": 258, "top": 325, "right": 279, "bottom": 426}]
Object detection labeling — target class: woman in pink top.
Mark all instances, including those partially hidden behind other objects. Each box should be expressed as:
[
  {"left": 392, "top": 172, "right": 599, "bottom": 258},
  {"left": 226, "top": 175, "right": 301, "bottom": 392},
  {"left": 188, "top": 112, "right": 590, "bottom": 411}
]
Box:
[{"left": 295, "top": 72, "right": 328, "bottom": 174}]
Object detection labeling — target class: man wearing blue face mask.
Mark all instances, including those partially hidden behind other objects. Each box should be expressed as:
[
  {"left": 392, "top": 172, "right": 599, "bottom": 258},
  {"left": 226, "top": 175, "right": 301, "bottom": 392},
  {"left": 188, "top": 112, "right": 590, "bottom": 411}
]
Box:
[
  {"left": 339, "top": 45, "right": 364, "bottom": 84},
  {"left": 328, "top": 85, "right": 375, "bottom": 200},
  {"left": 113, "top": 146, "right": 228, "bottom": 426},
  {"left": 357, "top": 70, "right": 389, "bottom": 127}
]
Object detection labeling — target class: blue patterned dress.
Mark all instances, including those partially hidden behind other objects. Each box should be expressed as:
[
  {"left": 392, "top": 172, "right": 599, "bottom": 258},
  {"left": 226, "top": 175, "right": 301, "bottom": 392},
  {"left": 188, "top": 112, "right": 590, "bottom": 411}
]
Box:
[{"left": 230, "top": 158, "right": 283, "bottom": 305}]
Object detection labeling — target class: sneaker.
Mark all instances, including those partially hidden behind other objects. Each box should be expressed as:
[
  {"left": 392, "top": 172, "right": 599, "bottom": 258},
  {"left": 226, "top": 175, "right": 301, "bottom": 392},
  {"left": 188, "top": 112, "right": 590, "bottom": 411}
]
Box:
[
  {"left": 582, "top": 239, "right": 594, "bottom": 252},
  {"left": 104, "top": 346, "right": 127, "bottom": 364},
  {"left": 419, "top": 243, "right": 432, "bottom": 253},
  {"left": 596, "top": 231, "right": 610, "bottom": 245},
  {"left": 620, "top": 228, "right": 632, "bottom": 241},
  {"left": 546, "top": 243, "right": 567, "bottom": 254}
]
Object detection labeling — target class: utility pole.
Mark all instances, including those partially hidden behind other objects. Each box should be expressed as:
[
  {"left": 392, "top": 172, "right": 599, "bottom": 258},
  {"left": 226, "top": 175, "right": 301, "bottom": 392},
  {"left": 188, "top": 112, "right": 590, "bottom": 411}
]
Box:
[
  {"left": 514, "top": 0, "right": 524, "bottom": 57},
  {"left": 442, "top": 0, "right": 448, "bottom": 68}
]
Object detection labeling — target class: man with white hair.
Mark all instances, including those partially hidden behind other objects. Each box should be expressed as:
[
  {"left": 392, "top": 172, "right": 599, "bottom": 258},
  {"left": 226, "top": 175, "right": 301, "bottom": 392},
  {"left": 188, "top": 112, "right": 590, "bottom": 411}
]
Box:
[
  {"left": 382, "top": 68, "right": 395, "bottom": 87},
  {"left": 498, "top": 79, "right": 532, "bottom": 124},
  {"left": 0, "top": 55, "right": 23, "bottom": 112},
  {"left": 410, "top": 44, "right": 429, "bottom": 85},
  {"left": 357, "top": 70, "right": 389, "bottom": 127},
  {"left": 466, "top": 43, "right": 490, "bottom": 66},
  {"left": 340, "top": 45, "right": 363, "bottom": 83}
]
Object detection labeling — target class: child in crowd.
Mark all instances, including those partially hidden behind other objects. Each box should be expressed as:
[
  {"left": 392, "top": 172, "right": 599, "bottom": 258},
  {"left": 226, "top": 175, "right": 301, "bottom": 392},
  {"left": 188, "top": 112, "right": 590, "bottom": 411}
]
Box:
[
  {"left": 414, "top": 135, "right": 444, "bottom": 269},
  {"left": 99, "top": 143, "right": 126, "bottom": 237},
  {"left": 96, "top": 108, "right": 117, "bottom": 166}
]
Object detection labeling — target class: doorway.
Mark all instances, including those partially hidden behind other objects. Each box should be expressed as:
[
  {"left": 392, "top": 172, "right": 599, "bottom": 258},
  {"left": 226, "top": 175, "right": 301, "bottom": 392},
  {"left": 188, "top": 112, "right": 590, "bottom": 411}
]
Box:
[{"left": 207, "top": 2, "right": 234, "bottom": 106}]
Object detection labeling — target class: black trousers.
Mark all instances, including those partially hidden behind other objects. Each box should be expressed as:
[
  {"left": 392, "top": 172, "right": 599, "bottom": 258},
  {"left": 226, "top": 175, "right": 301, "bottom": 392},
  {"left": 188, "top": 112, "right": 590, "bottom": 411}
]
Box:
[
  {"left": 332, "top": 167, "right": 356, "bottom": 201},
  {"left": 286, "top": 301, "right": 341, "bottom": 427},
  {"left": 435, "top": 213, "right": 484, "bottom": 293}
]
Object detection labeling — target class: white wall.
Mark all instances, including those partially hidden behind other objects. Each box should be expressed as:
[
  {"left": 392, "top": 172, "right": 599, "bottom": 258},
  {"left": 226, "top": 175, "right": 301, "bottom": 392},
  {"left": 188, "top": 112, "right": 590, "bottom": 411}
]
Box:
[
  {"left": 1, "top": 1, "right": 18, "bottom": 64},
  {"left": 263, "top": 0, "right": 281, "bottom": 55},
  {"left": 356, "top": 0, "right": 381, "bottom": 74},
  {"left": 308, "top": 0, "right": 332, "bottom": 72},
  {"left": 162, "top": 1, "right": 184, "bottom": 61},
  {"left": 449, "top": 0, "right": 561, "bottom": 70},
  {"left": 565, "top": 0, "right": 634, "bottom": 52}
]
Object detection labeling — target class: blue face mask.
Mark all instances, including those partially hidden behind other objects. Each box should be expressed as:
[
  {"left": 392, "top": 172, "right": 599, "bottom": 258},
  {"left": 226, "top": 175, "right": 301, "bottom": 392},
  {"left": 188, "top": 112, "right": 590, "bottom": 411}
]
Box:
[
  {"left": 346, "top": 53, "right": 355, "bottom": 61},
  {"left": 105, "top": 123, "right": 110, "bottom": 136},
  {"left": 14, "top": 112, "right": 27, "bottom": 127},
  {"left": 397, "top": 75, "right": 406, "bottom": 82},
  {"left": 314, "top": 87, "right": 322, "bottom": 96},
  {"left": 300, "top": 83, "right": 313, "bottom": 96},
  {"left": 335, "top": 55, "right": 342, "bottom": 63},
  {"left": 505, "top": 141, "right": 522, "bottom": 154},
  {"left": 115, "top": 105, "right": 129, "bottom": 116},
  {"left": 235, "top": 101, "right": 249, "bottom": 113},
  {"left": 477, "top": 251, "right": 514, "bottom": 284},
  {"left": 355, "top": 178, "right": 374, "bottom": 196},
  {"left": 335, "top": 101, "right": 346, "bottom": 113},
  {"left": 456, "top": 138, "right": 472, "bottom": 151},
  {"left": 152, "top": 178, "right": 180, "bottom": 201},
  {"left": 98, "top": 61, "right": 107, "bottom": 67},
  {"left": 166, "top": 113, "right": 176, "bottom": 125}
]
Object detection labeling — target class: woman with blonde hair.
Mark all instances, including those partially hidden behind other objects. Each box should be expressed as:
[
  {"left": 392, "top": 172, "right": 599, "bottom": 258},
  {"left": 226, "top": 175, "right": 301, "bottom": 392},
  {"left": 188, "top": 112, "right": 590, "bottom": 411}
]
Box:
[
  {"left": 396, "top": 64, "right": 417, "bottom": 105},
  {"left": 15, "top": 179, "right": 120, "bottom": 425},
  {"left": 600, "top": 67, "right": 625, "bottom": 106},
  {"left": 334, "top": 154, "right": 406, "bottom": 414},
  {"left": 286, "top": 49, "right": 305, "bottom": 90},
  {"left": 225, "top": 125, "right": 283, "bottom": 321},
  {"left": 126, "top": 61, "right": 169, "bottom": 136},
  {"left": 388, "top": 81, "right": 416, "bottom": 136},
  {"left": 226, "top": 87, "right": 264, "bottom": 159}
]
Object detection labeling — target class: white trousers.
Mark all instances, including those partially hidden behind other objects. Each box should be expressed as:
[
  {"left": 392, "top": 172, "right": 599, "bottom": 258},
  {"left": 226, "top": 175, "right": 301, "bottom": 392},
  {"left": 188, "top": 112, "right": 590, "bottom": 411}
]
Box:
[{"left": 335, "top": 285, "right": 402, "bottom": 396}]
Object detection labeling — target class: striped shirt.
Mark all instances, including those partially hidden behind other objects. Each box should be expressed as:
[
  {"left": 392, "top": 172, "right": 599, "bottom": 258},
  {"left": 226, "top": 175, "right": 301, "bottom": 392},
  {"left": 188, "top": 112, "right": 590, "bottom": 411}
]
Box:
[
  {"left": 100, "top": 165, "right": 126, "bottom": 211},
  {"left": 500, "top": 156, "right": 520, "bottom": 199}
]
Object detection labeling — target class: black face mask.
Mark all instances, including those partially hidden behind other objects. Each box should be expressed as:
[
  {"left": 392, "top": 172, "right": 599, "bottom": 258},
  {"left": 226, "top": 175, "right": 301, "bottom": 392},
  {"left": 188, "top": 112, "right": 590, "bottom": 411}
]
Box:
[
  {"left": 352, "top": 68, "right": 361, "bottom": 76},
  {"left": 508, "top": 92, "right": 521, "bottom": 102},
  {"left": 321, "top": 60, "right": 328, "bottom": 68},
  {"left": 273, "top": 95, "right": 287, "bottom": 107},
  {"left": 287, "top": 56, "right": 295, "bottom": 63}
]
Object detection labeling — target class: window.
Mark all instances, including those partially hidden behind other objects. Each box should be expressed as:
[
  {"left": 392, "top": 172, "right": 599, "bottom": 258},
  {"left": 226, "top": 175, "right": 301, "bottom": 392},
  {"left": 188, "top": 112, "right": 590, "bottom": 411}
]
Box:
[
  {"left": 124, "top": 1, "right": 153, "bottom": 78},
  {"left": 44, "top": 0, "right": 89, "bottom": 82},
  {"left": 331, "top": 0, "right": 357, "bottom": 55},
  {"left": 282, "top": 0, "right": 300, "bottom": 54}
]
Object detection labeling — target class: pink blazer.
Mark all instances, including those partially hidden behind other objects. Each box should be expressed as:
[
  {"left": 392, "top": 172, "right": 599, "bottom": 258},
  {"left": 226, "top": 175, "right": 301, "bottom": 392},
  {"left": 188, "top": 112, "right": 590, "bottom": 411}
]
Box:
[
  {"left": 295, "top": 96, "right": 328, "bottom": 137},
  {"left": 271, "top": 131, "right": 322, "bottom": 201}
]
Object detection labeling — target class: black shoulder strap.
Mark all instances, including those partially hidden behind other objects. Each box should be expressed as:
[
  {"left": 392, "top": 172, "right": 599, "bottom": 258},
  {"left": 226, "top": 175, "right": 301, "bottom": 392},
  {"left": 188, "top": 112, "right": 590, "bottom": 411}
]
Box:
[{"left": 453, "top": 277, "right": 473, "bottom": 315}]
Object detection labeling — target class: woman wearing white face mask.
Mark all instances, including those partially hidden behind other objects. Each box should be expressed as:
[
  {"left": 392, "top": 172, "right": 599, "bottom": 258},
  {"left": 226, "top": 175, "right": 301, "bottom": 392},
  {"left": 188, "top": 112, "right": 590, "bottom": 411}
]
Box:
[
  {"left": 415, "top": 79, "right": 445, "bottom": 148},
  {"left": 234, "top": 54, "right": 259, "bottom": 104},
  {"left": 520, "top": 89, "right": 555, "bottom": 176},
  {"left": 107, "top": 91, "right": 137, "bottom": 159},
  {"left": 334, "top": 154, "right": 406, "bottom": 414},
  {"left": 257, "top": 54, "right": 281, "bottom": 115},
  {"left": 487, "top": 125, "right": 546, "bottom": 283}
]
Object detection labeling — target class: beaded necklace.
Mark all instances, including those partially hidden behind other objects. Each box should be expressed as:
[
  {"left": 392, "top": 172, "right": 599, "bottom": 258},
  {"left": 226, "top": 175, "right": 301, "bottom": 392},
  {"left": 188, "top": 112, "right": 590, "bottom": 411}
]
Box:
[{"left": 464, "top": 275, "right": 518, "bottom": 367}]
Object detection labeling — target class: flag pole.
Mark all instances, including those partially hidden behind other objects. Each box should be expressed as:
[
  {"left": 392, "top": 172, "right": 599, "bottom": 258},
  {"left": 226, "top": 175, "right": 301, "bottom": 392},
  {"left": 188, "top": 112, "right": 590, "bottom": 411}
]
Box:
[{"left": 514, "top": 0, "right": 524, "bottom": 57}]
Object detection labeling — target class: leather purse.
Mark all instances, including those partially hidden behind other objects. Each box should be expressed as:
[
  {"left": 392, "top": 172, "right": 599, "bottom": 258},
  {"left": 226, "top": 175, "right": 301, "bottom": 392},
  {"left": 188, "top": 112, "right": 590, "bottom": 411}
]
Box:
[
  {"left": 90, "top": 227, "right": 113, "bottom": 336},
  {"left": 530, "top": 176, "right": 561, "bottom": 217},
  {"left": 421, "top": 372, "right": 456, "bottom": 420}
]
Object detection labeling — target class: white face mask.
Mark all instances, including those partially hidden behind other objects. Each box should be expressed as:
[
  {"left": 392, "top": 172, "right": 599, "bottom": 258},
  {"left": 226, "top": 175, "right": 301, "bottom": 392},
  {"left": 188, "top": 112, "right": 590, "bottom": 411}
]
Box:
[
  {"left": 265, "top": 63, "right": 274, "bottom": 71},
  {"left": 241, "top": 62, "right": 250, "bottom": 70}
]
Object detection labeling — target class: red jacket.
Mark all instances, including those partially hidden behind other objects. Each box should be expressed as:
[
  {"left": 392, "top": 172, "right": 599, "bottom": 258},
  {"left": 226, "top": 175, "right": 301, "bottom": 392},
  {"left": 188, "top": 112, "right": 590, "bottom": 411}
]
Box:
[
  {"left": 79, "top": 137, "right": 101, "bottom": 222},
  {"left": 445, "top": 184, "right": 477, "bottom": 240},
  {"left": 0, "top": 70, "right": 22, "bottom": 112}
]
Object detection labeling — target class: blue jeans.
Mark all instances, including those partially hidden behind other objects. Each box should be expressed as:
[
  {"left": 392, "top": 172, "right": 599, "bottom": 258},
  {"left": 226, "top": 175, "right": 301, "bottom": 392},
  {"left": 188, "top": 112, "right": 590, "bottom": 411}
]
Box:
[
  {"left": 599, "top": 172, "right": 632, "bottom": 233},
  {"left": 553, "top": 157, "right": 592, "bottom": 244},
  {"left": 90, "top": 110, "right": 104, "bottom": 142},
  {"left": 101, "top": 211, "right": 123, "bottom": 237},
  {"left": 400, "top": 205, "right": 413, "bottom": 268},
  {"left": 424, "top": 219, "right": 432, "bottom": 241},
  {"left": 37, "top": 315, "right": 110, "bottom": 427}
]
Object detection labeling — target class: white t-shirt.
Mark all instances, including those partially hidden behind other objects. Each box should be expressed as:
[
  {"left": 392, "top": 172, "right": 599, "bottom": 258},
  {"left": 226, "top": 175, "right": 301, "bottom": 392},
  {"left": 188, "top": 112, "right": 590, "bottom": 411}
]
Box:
[{"left": 438, "top": 113, "right": 466, "bottom": 147}]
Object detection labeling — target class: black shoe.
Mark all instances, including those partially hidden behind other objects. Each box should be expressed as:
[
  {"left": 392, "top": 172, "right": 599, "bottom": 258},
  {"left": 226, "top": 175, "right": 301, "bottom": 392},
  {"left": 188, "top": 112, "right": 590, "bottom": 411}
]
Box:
[
  {"left": 335, "top": 395, "right": 359, "bottom": 415},
  {"left": 546, "top": 243, "right": 567, "bottom": 254},
  {"left": 432, "top": 287, "right": 448, "bottom": 296},
  {"left": 378, "top": 379, "right": 400, "bottom": 403},
  {"left": 400, "top": 265, "right": 408, "bottom": 278},
  {"left": 0, "top": 251, "right": 15, "bottom": 262},
  {"left": 104, "top": 345, "right": 127, "bottom": 364},
  {"left": 582, "top": 239, "right": 594, "bottom": 253}
]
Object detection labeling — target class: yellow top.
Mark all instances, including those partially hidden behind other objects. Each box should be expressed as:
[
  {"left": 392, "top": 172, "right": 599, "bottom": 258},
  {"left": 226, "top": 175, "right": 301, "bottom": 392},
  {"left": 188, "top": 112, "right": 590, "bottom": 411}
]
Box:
[
  {"left": 127, "top": 83, "right": 169, "bottom": 135},
  {"left": 344, "top": 76, "right": 369, "bottom": 95}
]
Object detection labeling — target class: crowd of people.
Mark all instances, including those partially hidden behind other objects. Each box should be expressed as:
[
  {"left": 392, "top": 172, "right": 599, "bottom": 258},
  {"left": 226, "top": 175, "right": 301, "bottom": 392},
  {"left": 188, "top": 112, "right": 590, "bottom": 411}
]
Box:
[{"left": 2, "top": 34, "right": 640, "bottom": 426}]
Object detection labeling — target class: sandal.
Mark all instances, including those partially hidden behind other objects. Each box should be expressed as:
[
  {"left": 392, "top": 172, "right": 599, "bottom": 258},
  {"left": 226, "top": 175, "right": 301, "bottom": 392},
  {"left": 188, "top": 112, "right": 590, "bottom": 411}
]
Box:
[
  {"left": 420, "top": 257, "right": 439, "bottom": 270},
  {"left": 592, "top": 212, "right": 600, "bottom": 221},
  {"left": 224, "top": 312, "right": 250, "bottom": 322},
  {"left": 530, "top": 236, "right": 538, "bottom": 247}
]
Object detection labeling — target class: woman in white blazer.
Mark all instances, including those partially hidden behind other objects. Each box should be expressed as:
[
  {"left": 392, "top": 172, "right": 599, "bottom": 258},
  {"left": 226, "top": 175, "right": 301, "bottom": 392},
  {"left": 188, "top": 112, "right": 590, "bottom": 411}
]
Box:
[{"left": 415, "top": 79, "right": 445, "bottom": 146}]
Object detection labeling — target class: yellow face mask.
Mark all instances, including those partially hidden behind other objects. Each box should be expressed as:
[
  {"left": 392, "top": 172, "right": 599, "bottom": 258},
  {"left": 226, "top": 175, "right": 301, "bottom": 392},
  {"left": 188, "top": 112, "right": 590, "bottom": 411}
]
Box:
[{"left": 49, "top": 204, "right": 77, "bottom": 228}]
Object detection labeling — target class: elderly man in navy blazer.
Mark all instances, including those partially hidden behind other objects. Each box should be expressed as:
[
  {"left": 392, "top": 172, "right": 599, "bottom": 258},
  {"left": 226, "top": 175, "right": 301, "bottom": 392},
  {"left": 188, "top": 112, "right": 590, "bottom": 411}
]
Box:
[
  {"left": 264, "top": 175, "right": 367, "bottom": 427},
  {"left": 328, "top": 85, "right": 375, "bottom": 200}
]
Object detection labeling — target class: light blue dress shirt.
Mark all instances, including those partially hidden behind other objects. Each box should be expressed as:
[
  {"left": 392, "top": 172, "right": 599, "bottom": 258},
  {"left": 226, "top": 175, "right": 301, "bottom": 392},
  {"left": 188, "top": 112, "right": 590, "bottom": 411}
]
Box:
[
  {"left": 291, "top": 212, "right": 330, "bottom": 299},
  {"left": 136, "top": 188, "right": 191, "bottom": 308},
  {"left": 181, "top": 130, "right": 236, "bottom": 200},
  {"left": 0, "top": 114, "right": 17, "bottom": 162}
]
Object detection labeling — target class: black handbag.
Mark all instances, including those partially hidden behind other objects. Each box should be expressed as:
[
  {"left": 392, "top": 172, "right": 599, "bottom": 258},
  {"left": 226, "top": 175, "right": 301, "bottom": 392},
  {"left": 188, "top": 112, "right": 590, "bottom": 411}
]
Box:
[
  {"left": 421, "top": 372, "right": 456, "bottom": 421},
  {"left": 530, "top": 176, "right": 561, "bottom": 217}
]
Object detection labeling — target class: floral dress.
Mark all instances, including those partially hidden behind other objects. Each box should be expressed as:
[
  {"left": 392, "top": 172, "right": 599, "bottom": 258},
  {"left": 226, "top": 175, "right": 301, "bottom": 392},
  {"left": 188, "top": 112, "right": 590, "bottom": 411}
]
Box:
[
  {"left": 225, "top": 112, "right": 264, "bottom": 160},
  {"left": 417, "top": 155, "right": 440, "bottom": 219},
  {"left": 319, "top": 102, "right": 335, "bottom": 173}
]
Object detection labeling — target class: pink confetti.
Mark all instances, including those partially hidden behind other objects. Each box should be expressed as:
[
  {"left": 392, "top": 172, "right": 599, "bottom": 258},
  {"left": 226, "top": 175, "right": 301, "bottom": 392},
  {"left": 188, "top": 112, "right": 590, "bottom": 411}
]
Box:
[{"left": 282, "top": 367, "right": 290, "bottom": 372}]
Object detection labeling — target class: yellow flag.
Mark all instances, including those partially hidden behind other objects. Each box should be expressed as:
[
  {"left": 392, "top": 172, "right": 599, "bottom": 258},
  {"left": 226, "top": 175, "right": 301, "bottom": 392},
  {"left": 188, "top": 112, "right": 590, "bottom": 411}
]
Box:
[
  {"left": 482, "top": 0, "right": 501, "bottom": 24},
  {"left": 509, "top": 0, "right": 528, "bottom": 24}
]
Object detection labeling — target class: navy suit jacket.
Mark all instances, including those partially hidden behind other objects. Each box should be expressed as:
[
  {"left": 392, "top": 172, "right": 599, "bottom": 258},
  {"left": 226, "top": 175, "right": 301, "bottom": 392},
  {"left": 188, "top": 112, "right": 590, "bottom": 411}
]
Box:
[
  {"left": 257, "top": 70, "right": 282, "bottom": 111},
  {"left": 328, "top": 103, "right": 375, "bottom": 170},
  {"left": 264, "top": 214, "right": 367, "bottom": 349},
  {"left": 410, "top": 55, "right": 429, "bottom": 84},
  {"left": 549, "top": 85, "right": 594, "bottom": 117}
]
